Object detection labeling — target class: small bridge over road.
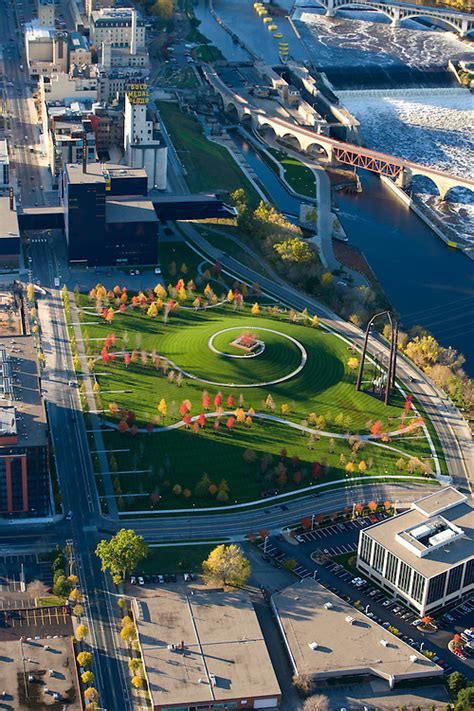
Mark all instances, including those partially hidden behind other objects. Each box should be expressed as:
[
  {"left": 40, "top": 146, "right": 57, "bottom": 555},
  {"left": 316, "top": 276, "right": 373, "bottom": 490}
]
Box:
[
  {"left": 204, "top": 66, "right": 474, "bottom": 200},
  {"left": 297, "top": 0, "right": 474, "bottom": 36}
]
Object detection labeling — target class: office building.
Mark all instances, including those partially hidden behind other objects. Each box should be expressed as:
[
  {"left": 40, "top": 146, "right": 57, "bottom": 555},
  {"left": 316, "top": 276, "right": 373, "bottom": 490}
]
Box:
[
  {"left": 0, "top": 335, "right": 50, "bottom": 518},
  {"left": 0, "top": 140, "right": 9, "bottom": 189},
  {"left": 90, "top": 8, "right": 145, "bottom": 51},
  {"left": 40, "top": 65, "right": 98, "bottom": 103},
  {"left": 43, "top": 110, "right": 96, "bottom": 185},
  {"left": 0, "top": 193, "right": 20, "bottom": 269},
  {"left": 134, "top": 587, "right": 281, "bottom": 711},
  {"left": 61, "top": 162, "right": 158, "bottom": 266},
  {"left": 25, "top": 23, "right": 67, "bottom": 77},
  {"left": 96, "top": 65, "right": 149, "bottom": 102},
  {"left": 272, "top": 579, "right": 442, "bottom": 689},
  {"left": 37, "top": 0, "right": 55, "bottom": 27},
  {"left": 87, "top": 103, "right": 124, "bottom": 154},
  {"left": 357, "top": 487, "right": 474, "bottom": 615}
]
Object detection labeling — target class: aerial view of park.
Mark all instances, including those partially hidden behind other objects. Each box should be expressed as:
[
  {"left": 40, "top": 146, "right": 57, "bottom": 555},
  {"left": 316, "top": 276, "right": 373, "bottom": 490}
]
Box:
[{"left": 74, "top": 255, "right": 445, "bottom": 515}]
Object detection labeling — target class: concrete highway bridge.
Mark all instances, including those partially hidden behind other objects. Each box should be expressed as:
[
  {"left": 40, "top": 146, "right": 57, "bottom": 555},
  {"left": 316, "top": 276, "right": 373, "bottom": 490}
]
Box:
[
  {"left": 204, "top": 66, "right": 474, "bottom": 201},
  {"left": 296, "top": 0, "right": 474, "bottom": 36}
]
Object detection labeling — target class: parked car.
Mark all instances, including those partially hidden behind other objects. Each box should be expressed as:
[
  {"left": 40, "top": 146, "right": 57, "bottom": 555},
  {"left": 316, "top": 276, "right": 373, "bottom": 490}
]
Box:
[
  {"left": 158, "top": 574, "right": 165, "bottom": 584},
  {"left": 130, "top": 576, "right": 137, "bottom": 584},
  {"left": 138, "top": 576, "right": 145, "bottom": 586},
  {"left": 183, "top": 573, "right": 191, "bottom": 582}
]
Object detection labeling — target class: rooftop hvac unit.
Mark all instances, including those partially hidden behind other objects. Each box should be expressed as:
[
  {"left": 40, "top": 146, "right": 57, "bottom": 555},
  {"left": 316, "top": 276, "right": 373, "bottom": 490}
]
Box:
[
  {"left": 345, "top": 616, "right": 355, "bottom": 624},
  {"left": 410, "top": 655, "right": 418, "bottom": 663},
  {"left": 308, "top": 642, "right": 318, "bottom": 651},
  {"left": 324, "top": 602, "right": 333, "bottom": 609},
  {"left": 210, "top": 674, "right": 217, "bottom": 687},
  {"left": 167, "top": 644, "right": 176, "bottom": 651},
  {"left": 379, "top": 640, "right": 388, "bottom": 647}
]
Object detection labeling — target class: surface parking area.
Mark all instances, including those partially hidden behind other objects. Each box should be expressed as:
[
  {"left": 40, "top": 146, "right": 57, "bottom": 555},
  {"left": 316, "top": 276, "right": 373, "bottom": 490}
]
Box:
[
  {"left": 0, "top": 606, "right": 71, "bottom": 641},
  {"left": 0, "top": 553, "right": 53, "bottom": 608}
]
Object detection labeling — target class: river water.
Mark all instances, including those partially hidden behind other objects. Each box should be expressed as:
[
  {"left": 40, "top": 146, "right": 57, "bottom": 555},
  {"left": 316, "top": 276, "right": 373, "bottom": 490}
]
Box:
[{"left": 193, "top": 0, "right": 474, "bottom": 371}]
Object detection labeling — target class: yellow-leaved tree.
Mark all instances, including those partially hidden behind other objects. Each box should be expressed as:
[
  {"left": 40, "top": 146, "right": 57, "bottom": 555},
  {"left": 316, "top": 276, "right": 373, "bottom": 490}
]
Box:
[{"left": 202, "top": 544, "right": 250, "bottom": 588}]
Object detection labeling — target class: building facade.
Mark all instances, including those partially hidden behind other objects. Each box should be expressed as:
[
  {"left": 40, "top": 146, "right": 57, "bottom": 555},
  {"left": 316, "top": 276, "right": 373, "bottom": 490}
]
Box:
[
  {"left": 61, "top": 163, "right": 157, "bottom": 266},
  {"left": 68, "top": 33, "right": 92, "bottom": 69},
  {"left": 37, "top": 0, "right": 55, "bottom": 27},
  {"left": 90, "top": 8, "right": 145, "bottom": 51},
  {"left": 0, "top": 336, "right": 50, "bottom": 518},
  {"left": 25, "top": 24, "right": 68, "bottom": 77},
  {"left": 0, "top": 140, "right": 9, "bottom": 189},
  {"left": 357, "top": 488, "right": 474, "bottom": 615}
]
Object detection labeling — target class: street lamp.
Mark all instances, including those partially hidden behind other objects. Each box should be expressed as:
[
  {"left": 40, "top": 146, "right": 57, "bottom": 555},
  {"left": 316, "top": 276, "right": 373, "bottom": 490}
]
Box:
[
  {"left": 311, "top": 514, "right": 315, "bottom": 531},
  {"left": 365, "top": 604, "right": 370, "bottom": 614}
]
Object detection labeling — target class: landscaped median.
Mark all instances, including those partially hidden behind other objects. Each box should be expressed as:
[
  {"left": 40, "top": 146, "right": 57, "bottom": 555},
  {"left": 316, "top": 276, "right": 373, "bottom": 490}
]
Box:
[{"left": 72, "top": 273, "right": 446, "bottom": 516}]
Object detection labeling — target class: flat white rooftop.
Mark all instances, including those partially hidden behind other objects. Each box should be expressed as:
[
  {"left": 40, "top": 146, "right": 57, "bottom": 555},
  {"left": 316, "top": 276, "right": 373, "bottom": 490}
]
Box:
[{"left": 272, "top": 579, "right": 443, "bottom": 684}]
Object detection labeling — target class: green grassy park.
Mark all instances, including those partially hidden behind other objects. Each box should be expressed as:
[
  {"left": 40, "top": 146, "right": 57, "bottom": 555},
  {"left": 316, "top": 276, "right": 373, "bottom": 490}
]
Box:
[
  {"left": 77, "top": 260, "right": 444, "bottom": 514},
  {"left": 156, "top": 101, "right": 259, "bottom": 205},
  {"left": 267, "top": 148, "right": 316, "bottom": 198}
]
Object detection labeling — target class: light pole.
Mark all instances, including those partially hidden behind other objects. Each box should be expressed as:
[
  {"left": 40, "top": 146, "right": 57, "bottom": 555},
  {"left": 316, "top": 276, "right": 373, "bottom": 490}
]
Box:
[
  {"left": 311, "top": 514, "right": 315, "bottom": 531},
  {"left": 365, "top": 604, "right": 370, "bottom": 614}
]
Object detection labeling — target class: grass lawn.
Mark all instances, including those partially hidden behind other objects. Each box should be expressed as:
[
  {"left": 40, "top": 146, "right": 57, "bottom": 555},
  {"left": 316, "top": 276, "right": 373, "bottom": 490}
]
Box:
[
  {"left": 159, "top": 66, "right": 199, "bottom": 89},
  {"left": 156, "top": 101, "right": 259, "bottom": 206},
  {"left": 77, "top": 285, "right": 442, "bottom": 512},
  {"left": 138, "top": 544, "right": 218, "bottom": 575},
  {"left": 268, "top": 148, "right": 316, "bottom": 198},
  {"left": 195, "top": 227, "right": 274, "bottom": 280}
]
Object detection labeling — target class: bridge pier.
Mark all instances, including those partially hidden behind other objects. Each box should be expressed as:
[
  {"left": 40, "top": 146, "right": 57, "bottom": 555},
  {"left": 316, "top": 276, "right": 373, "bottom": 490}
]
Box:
[
  {"left": 391, "top": 8, "right": 401, "bottom": 28},
  {"left": 325, "top": 8, "right": 336, "bottom": 17},
  {"left": 395, "top": 169, "right": 411, "bottom": 192}
]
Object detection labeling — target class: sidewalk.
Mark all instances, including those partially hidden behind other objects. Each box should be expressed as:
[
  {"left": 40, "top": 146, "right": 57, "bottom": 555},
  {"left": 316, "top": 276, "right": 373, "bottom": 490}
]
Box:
[{"left": 69, "top": 297, "right": 118, "bottom": 519}]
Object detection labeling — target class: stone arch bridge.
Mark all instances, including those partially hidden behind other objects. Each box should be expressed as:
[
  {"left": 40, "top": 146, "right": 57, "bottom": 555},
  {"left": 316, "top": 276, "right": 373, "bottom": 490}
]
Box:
[
  {"left": 204, "top": 67, "right": 474, "bottom": 201},
  {"left": 305, "top": 0, "right": 474, "bottom": 36}
]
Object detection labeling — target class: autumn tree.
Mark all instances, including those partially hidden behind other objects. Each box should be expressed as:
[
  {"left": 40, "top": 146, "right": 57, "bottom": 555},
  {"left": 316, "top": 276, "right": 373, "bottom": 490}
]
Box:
[
  {"left": 96, "top": 529, "right": 148, "bottom": 581},
  {"left": 75, "top": 623, "right": 89, "bottom": 641},
  {"left": 157, "top": 398, "right": 168, "bottom": 421},
  {"left": 81, "top": 670, "right": 95, "bottom": 685},
  {"left": 251, "top": 302, "right": 260, "bottom": 315},
  {"left": 202, "top": 544, "right": 250, "bottom": 588},
  {"left": 302, "top": 695, "right": 330, "bottom": 711},
  {"left": 77, "top": 651, "right": 93, "bottom": 668}
]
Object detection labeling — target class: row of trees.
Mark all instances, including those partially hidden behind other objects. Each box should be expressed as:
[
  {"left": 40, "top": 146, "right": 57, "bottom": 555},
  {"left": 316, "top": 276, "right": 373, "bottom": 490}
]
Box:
[{"left": 383, "top": 325, "right": 474, "bottom": 410}]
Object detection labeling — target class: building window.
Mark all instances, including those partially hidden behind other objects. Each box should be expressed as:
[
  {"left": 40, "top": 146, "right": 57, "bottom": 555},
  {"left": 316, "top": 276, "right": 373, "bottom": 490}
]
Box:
[
  {"left": 359, "top": 532, "right": 371, "bottom": 565},
  {"left": 398, "top": 561, "right": 412, "bottom": 595},
  {"left": 385, "top": 551, "right": 398, "bottom": 585},
  {"left": 372, "top": 541, "right": 385, "bottom": 574},
  {"left": 464, "top": 559, "right": 474, "bottom": 588},
  {"left": 412, "top": 570, "right": 425, "bottom": 604},
  {"left": 426, "top": 572, "right": 447, "bottom": 605},
  {"left": 447, "top": 563, "right": 464, "bottom": 596}
]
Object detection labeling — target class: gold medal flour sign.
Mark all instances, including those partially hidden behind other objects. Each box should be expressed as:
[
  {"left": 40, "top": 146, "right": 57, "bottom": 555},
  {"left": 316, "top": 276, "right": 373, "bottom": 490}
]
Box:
[{"left": 127, "top": 83, "right": 149, "bottom": 104}]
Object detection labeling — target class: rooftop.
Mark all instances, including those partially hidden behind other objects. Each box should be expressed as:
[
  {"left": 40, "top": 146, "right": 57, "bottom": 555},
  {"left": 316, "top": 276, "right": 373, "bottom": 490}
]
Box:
[
  {"left": 136, "top": 587, "right": 281, "bottom": 707},
  {"left": 0, "top": 196, "right": 20, "bottom": 240},
  {"left": 362, "top": 487, "right": 473, "bottom": 576},
  {"left": 106, "top": 196, "right": 158, "bottom": 224},
  {"left": 65, "top": 162, "right": 147, "bottom": 185},
  {"left": 68, "top": 32, "right": 89, "bottom": 50},
  {"left": 0, "top": 636, "right": 80, "bottom": 708},
  {"left": 0, "top": 336, "right": 47, "bottom": 448},
  {"left": 91, "top": 7, "right": 145, "bottom": 23},
  {"left": 272, "top": 579, "right": 443, "bottom": 684}
]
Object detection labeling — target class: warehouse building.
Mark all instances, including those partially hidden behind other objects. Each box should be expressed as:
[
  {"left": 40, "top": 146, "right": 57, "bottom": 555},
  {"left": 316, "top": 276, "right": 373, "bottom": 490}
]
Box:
[
  {"left": 357, "top": 487, "right": 473, "bottom": 615},
  {"left": 272, "top": 578, "right": 443, "bottom": 689},
  {"left": 134, "top": 587, "right": 281, "bottom": 711}
]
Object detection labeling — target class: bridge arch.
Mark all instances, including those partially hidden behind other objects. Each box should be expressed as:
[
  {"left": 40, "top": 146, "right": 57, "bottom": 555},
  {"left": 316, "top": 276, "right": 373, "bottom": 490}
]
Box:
[
  {"left": 398, "top": 13, "right": 462, "bottom": 33},
  {"left": 223, "top": 101, "right": 241, "bottom": 121},
  {"left": 279, "top": 132, "right": 305, "bottom": 152},
  {"left": 305, "top": 141, "right": 332, "bottom": 161},
  {"left": 442, "top": 185, "right": 474, "bottom": 203},
  {"left": 408, "top": 174, "right": 441, "bottom": 197}
]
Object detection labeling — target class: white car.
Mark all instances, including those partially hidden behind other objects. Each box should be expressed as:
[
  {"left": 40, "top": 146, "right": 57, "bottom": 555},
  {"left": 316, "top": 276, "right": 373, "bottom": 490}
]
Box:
[
  {"left": 138, "top": 576, "right": 145, "bottom": 586},
  {"left": 154, "top": 266, "right": 161, "bottom": 274},
  {"left": 130, "top": 576, "right": 136, "bottom": 584},
  {"left": 412, "top": 618, "right": 422, "bottom": 626},
  {"left": 183, "top": 573, "right": 191, "bottom": 582}
]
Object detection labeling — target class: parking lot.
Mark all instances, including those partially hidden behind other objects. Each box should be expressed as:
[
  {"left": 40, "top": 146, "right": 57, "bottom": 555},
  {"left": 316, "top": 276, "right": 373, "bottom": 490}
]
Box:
[
  {"left": 0, "top": 606, "right": 72, "bottom": 641},
  {"left": 259, "top": 520, "right": 474, "bottom": 681},
  {"left": 0, "top": 553, "right": 53, "bottom": 608}
]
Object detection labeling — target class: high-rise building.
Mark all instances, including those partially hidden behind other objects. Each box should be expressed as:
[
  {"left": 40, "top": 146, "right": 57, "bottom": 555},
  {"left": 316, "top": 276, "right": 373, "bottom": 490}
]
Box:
[{"left": 61, "top": 163, "right": 158, "bottom": 266}]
